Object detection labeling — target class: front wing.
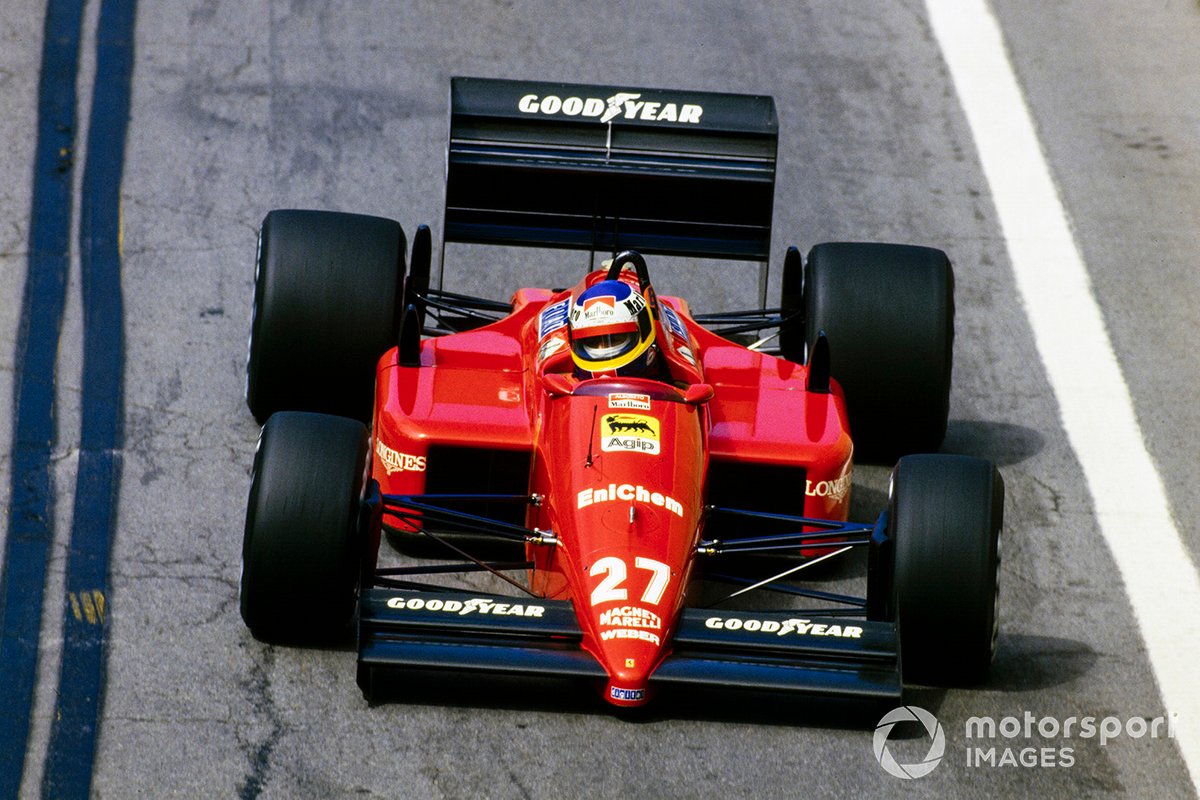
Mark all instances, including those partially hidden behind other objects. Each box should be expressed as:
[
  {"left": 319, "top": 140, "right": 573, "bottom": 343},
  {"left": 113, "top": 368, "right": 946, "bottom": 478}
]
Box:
[{"left": 357, "top": 588, "right": 900, "bottom": 701}]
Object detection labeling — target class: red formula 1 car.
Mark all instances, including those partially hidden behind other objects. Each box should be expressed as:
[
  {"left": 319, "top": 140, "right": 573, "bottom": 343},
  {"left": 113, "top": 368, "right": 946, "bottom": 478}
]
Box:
[{"left": 238, "top": 78, "right": 1004, "bottom": 707}]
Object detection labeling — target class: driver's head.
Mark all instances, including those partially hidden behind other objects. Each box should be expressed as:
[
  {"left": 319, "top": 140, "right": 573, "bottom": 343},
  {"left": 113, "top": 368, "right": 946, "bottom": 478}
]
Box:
[{"left": 568, "top": 279, "right": 657, "bottom": 379}]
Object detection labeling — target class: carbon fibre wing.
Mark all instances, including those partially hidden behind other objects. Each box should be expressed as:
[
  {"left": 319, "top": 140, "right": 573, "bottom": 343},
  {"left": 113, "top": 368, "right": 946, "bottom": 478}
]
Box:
[
  {"left": 445, "top": 77, "right": 778, "bottom": 261},
  {"left": 356, "top": 588, "right": 900, "bottom": 701}
]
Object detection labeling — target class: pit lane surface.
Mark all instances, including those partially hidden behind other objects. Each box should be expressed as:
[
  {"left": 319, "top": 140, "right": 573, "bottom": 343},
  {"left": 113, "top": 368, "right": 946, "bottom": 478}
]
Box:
[{"left": 1, "top": 1, "right": 1198, "bottom": 797}]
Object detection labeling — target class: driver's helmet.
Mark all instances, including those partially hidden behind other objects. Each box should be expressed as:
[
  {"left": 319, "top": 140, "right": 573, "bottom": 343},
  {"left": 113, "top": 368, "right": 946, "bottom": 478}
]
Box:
[{"left": 568, "top": 279, "right": 657, "bottom": 378}]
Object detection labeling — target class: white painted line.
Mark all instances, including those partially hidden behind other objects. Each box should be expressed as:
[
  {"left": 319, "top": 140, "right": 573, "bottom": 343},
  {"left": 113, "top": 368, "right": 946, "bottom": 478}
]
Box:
[{"left": 926, "top": 0, "right": 1200, "bottom": 791}]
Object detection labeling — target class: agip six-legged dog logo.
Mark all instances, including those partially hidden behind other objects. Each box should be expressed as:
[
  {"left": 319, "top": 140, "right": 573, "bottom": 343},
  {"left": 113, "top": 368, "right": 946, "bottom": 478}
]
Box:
[{"left": 602, "top": 414, "right": 660, "bottom": 455}]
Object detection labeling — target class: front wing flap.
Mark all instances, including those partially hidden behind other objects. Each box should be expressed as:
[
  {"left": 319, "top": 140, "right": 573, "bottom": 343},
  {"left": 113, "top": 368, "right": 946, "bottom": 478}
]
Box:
[
  {"left": 357, "top": 589, "right": 900, "bottom": 700},
  {"left": 654, "top": 607, "right": 900, "bottom": 699},
  {"left": 358, "top": 587, "right": 605, "bottom": 681}
]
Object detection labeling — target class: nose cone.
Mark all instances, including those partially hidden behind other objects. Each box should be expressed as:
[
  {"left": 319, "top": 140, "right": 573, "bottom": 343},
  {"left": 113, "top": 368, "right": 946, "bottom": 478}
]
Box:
[
  {"left": 587, "top": 603, "right": 669, "bottom": 706},
  {"left": 533, "top": 381, "right": 707, "bottom": 707}
]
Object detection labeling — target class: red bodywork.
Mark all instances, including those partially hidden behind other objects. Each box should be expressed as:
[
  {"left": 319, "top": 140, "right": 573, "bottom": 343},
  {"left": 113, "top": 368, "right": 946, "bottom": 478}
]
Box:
[{"left": 371, "top": 278, "right": 853, "bottom": 706}]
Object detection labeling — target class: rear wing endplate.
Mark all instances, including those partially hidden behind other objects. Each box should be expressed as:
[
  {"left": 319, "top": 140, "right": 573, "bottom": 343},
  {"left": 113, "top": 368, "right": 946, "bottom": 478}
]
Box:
[{"left": 445, "top": 77, "right": 778, "bottom": 261}]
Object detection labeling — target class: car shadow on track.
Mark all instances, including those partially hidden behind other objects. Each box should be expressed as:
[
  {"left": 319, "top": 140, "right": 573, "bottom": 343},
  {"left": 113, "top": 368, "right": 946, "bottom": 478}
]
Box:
[
  {"left": 984, "top": 632, "right": 1098, "bottom": 692},
  {"left": 362, "top": 668, "right": 893, "bottom": 731},
  {"left": 943, "top": 419, "right": 1046, "bottom": 467}
]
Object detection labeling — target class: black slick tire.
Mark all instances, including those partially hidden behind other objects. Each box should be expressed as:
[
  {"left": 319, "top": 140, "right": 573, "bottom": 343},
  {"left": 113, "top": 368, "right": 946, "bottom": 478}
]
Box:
[
  {"left": 241, "top": 411, "right": 369, "bottom": 643},
  {"left": 804, "top": 242, "right": 953, "bottom": 460},
  {"left": 246, "top": 209, "right": 406, "bottom": 424},
  {"left": 888, "top": 454, "right": 1004, "bottom": 685}
]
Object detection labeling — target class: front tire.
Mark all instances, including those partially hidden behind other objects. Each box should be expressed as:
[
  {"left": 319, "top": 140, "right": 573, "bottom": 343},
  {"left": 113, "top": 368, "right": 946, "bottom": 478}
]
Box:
[
  {"left": 241, "top": 411, "right": 369, "bottom": 643},
  {"left": 888, "top": 454, "right": 1003, "bottom": 685}
]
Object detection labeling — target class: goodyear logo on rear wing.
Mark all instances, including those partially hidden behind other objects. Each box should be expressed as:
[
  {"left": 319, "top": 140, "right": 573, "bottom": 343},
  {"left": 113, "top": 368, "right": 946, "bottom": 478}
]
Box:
[{"left": 518, "top": 91, "right": 703, "bottom": 125}]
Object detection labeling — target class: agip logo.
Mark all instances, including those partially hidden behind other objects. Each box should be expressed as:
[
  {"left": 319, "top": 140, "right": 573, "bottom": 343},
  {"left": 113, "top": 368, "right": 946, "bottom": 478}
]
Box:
[
  {"left": 874, "top": 706, "right": 946, "bottom": 779},
  {"left": 601, "top": 414, "right": 659, "bottom": 455}
]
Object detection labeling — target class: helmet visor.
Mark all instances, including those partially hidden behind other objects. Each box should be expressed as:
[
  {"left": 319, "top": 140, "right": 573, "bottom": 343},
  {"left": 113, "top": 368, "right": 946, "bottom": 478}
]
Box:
[{"left": 575, "top": 330, "right": 637, "bottom": 361}]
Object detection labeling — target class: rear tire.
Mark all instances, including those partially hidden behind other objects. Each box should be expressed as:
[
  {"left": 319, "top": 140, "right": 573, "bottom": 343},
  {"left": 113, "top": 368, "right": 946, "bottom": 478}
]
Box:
[
  {"left": 888, "top": 454, "right": 1003, "bottom": 685},
  {"left": 241, "top": 411, "right": 369, "bottom": 643},
  {"left": 246, "top": 209, "right": 406, "bottom": 424},
  {"left": 804, "top": 242, "right": 953, "bottom": 459}
]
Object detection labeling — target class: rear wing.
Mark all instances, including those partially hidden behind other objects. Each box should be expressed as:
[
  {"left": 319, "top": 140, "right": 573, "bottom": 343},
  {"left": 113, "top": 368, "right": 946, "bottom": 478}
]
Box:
[{"left": 445, "top": 77, "right": 778, "bottom": 261}]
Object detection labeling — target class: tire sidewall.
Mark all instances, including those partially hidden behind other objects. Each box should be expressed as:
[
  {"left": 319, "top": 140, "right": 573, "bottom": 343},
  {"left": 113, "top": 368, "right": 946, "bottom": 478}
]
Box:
[
  {"left": 245, "top": 209, "right": 406, "bottom": 424},
  {"left": 241, "top": 411, "right": 370, "bottom": 643},
  {"left": 804, "top": 242, "right": 954, "bottom": 460},
  {"left": 889, "top": 454, "right": 1003, "bottom": 684}
]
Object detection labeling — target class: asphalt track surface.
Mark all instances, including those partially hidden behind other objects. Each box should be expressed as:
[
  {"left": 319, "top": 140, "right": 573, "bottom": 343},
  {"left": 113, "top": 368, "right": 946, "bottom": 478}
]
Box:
[{"left": 1, "top": 1, "right": 1198, "bottom": 798}]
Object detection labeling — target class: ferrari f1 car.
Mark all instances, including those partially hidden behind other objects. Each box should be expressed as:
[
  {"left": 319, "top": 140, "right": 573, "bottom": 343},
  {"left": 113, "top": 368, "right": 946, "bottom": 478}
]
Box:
[{"left": 239, "top": 78, "right": 1004, "bottom": 707}]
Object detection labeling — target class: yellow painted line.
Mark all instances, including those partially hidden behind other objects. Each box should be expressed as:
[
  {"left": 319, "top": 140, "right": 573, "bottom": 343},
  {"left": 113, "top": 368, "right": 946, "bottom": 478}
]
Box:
[
  {"left": 79, "top": 591, "right": 97, "bottom": 625},
  {"left": 67, "top": 590, "right": 107, "bottom": 625},
  {"left": 92, "top": 589, "right": 105, "bottom": 623}
]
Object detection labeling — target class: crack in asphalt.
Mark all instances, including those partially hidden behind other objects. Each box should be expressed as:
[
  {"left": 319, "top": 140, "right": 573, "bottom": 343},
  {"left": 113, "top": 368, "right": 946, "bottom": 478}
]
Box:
[{"left": 237, "top": 645, "right": 284, "bottom": 800}]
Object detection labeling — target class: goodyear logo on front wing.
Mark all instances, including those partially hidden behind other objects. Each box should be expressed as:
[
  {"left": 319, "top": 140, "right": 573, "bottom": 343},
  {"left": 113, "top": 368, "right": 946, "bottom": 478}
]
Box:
[
  {"left": 386, "top": 596, "right": 546, "bottom": 617},
  {"left": 703, "top": 617, "right": 864, "bottom": 638}
]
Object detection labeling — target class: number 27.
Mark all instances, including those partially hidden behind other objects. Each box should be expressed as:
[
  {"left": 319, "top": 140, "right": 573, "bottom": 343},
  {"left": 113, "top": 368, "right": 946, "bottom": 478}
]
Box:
[{"left": 589, "top": 556, "right": 671, "bottom": 606}]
